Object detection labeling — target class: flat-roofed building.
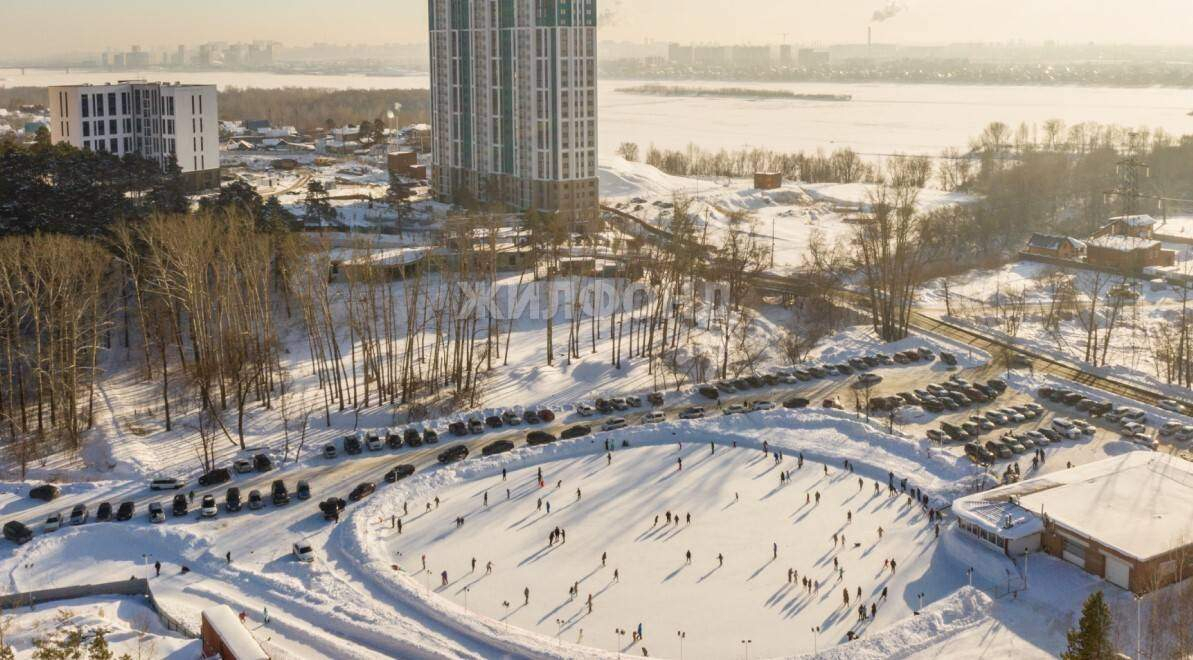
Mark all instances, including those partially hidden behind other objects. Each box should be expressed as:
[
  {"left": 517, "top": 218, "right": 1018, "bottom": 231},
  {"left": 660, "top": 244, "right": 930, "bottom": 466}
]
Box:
[
  {"left": 47, "top": 80, "right": 220, "bottom": 190},
  {"left": 954, "top": 452, "right": 1193, "bottom": 594}
]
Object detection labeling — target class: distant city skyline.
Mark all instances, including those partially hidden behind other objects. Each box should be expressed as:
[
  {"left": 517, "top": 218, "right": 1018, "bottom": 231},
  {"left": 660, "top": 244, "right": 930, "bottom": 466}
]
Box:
[{"left": 3, "top": 0, "right": 1192, "bottom": 59}]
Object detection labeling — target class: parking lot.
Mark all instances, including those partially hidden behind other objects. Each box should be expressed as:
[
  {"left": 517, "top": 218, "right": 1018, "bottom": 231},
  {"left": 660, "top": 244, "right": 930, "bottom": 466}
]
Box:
[{"left": 6, "top": 343, "right": 1184, "bottom": 545}]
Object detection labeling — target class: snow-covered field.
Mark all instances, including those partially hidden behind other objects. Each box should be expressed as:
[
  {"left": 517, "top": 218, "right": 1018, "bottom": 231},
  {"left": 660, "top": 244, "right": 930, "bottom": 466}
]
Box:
[{"left": 599, "top": 157, "right": 974, "bottom": 271}]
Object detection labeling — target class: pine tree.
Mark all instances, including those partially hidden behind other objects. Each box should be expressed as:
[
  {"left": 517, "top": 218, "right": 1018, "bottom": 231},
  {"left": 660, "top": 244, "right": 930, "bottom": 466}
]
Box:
[
  {"left": 87, "top": 629, "right": 114, "bottom": 660},
  {"left": 1062, "top": 590, "right": 1116, "bottom": 660}
]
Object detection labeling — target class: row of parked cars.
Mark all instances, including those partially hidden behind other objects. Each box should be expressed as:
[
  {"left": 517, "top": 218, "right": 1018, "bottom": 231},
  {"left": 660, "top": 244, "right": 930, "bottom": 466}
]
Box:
[
  {"left": 448, "top": 409, "right": 557, "bottom": 435},
  {"left": 1039, "top": 386, "right": 1163, "bottom": 447},
  {"left": 964, "top": 416, "right": 1095, "bottom": 464},
  {"left": 696, "top": 348, "right": 944, "bottom": 401},
  {"left": 875, "top": 376, "right": 1008, "bottom": 415}
]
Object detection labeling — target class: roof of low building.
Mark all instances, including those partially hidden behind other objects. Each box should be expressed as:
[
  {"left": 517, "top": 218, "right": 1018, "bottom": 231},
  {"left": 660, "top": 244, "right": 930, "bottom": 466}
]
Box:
[
  {"left": 1109, "top": 214, "right": 1157, "bottom": 228},
  {"left": 1028, "top": 233, "right": 1084, "bottom": 251},
  {"left": 954, "top": 452, "right": 1193, "bottom": 561}
]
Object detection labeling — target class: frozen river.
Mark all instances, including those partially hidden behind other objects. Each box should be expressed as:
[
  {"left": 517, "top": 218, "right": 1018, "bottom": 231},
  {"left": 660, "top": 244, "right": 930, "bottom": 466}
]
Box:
[{"left": 4, "top": 67, "right": 1192, "bottom": 159}]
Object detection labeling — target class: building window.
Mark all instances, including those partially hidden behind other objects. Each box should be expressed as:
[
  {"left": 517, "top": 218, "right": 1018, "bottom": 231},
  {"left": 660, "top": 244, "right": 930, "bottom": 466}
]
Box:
[
  {"left": 109, "top": 119, "right": 117, "bottom": 134},
  {"left": 81, "top": 95, "right": 89, "bottom": 118},
  {"left": 110, "top": 138, "right": 118, "bottom": 153},
  {"left": 82, "top": 140, "right": 90, "bottom": 150},
  {"left": 95, "top": 94, "right": 104, "bottom": 116},
  {"left": 107, "top": 93, "right": 116, "bottom": 113},
  {"left": 82, "top": 122, "right": 90, "bottom": 137},
  {"left": 95, "top": 121, "right": 105, "bottom": 136}
]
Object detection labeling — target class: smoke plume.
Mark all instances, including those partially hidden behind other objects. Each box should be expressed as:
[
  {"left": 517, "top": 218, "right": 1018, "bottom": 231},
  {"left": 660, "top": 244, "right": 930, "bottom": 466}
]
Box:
[{"left": 871, "top": 1, "right": 904, "bottom": 22}]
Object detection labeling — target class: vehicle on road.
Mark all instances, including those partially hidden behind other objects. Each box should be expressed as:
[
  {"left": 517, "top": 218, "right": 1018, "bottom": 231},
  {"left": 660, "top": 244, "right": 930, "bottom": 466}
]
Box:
[
  {"left": 365, "top": 432, "right": 383, "bottom": 451},
  {"left": 560, "top": 425, "right": 591, "bottom": 440},
  {"left": 698, "top": 385, "right": 719, "bottom": 400},
  {"left": 723, "top": 403, "right": 748, "bottom": 415},
  {"left": 438, "top": 445, "right": 469, "bottom": 464},
  {"left": 320, "top": 498, "right": 347, "bottom": 520},
  {"left": 857, "top": 373, "right": 883, "bottom": 387},
  {"left": 482, "top": 440, "right": 515, "bottom": 456},
  {"left": 149, "top": 479, "right": 183, "bottom": 492},
  {"left": 643, "top": 411, "right": 667, "bottom": 424},
  {"left": 602, "top": 417, "right": 628, "bottom": 431},
  {"left": 317, "top": 498, "right": 345, "bottom": 520},
  {"left": 783, "top": 397, "right": 809, "bottom": 409},
  {"left": 148, "top": 503, "right": 166, "bottom": 524},
  {"left": 198, "top": 468, "right": 231, "bottom": 487},
  {"left": 297, "top": 481, "right": 311, "bottom": 500},
  {"left": 468, "top": 418, "right": 485, "bottom": 434},
  {"left": 576, "top": 404, "right": 595, "bottom": 417},
  {"left": 248, "top": 490, "right": 264, "bottom": 510},
  {"left": 485, "top": 415, "right": 504, "bottom": 429},
  {"left": 344, "top": 433, "right": 363, "bottom": 454},
  {"left": 349, "top": 482, "right": 377, "bottom": 502},
  {"left": 423, "top": 429, "right": 440, "bottom": 444},
  {"left": 323, "top": 444, "right": 337, "bottom": 459},
  {"left": 751, "top": 400, "right": 776, "bottom": 411},
  {"left": 253, "top": 453, "right": 274, "bottom": 472},
  {"left": 1158, "top": 399, "right": 1185, "bottom": 414},
  {"left": 201, "top": 495, "right": 218, "bottom": 518},
  {"left": 96, "top": 502, "right": 112, "bottom": 522},
  {"left": 3, "top": 521, "right": 32, "bottom": 544},
  {"left": 28, "top": 484, "right": 60, "bottom": 498},
  {"left": 385, "top": 464, "right": 416, "bottom": 483},
  {"left": 502, "top": 411, "right": 522, "bottom": 425},
  {"left": 527, "top": 430, "right": 558, "bottom": 446},
  {"left": 679, "top": 406, "right": 705, "bottom": 420},
  {"left": 449, "top": 421, "right": 468, "bottom": 436},
  {"left": 233, "top": 459, "right": 254, "bottom": 474}
]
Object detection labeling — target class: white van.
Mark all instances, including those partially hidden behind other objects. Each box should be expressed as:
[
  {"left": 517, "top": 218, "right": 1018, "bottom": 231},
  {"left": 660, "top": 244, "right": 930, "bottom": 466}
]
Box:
[{"left": 150, "top": 477, "right": 185, "bottom": 491}]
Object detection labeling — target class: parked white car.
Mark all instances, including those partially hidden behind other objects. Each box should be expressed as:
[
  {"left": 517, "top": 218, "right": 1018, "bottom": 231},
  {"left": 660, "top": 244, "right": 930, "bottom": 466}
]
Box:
[
  {"left": 1158, "top": 399, "right": 1185, "bottom": 414},
  {"left": 293, "top": 541, "right": 315, "bottom": 562},
  {"left": 43, "top": 512, "right": 63, "bottom": 532},
  {"left": 601, "top": 417, "right": 628, "bottom": 432},
  {"left": 642, "top": 411, "right": 666, "bottom": 424},
  {"left": 576, "top": 404, "right": 595, "bottom": 417},
  {"left": 751, "top": 401, "right": 776, "bottom": 411}
]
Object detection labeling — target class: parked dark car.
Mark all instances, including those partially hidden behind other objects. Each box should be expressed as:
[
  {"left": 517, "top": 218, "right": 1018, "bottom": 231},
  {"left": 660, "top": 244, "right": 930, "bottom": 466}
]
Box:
[
  {"left": 527, "top": 430, "right": 558, "bottom": 446},
  {"left": 253, "top": 453, "right": 273, "bottom": 472},
  {"left": 225, "top": 487, "right": 242, "bottom": 512},
  {"left": 404, "top": 428, "right": 422, "bottom": 447},
  {"left": 198, "top": 467, "right": 232, "bottom": 487},
  {"left": 485, "top": 415, "right": 504, "bottom": 429},
  {"left": 537, "top": 409, "right": 556, "bottom": 423},
  {"left": 271, "top": 480, "right": 290, "bottom": 506},
  {"left": 648, "top": 392, "right": 665, "bottom": 406},
  {"left": 698, "top": 385, "right": 719, "bottom": 400},
  {"left": 94, "top": 502, "right": 112, "bottom": 522},
  {"left": 172, "top": 493, "right": 188, "bottom": 516},
  {"left": 320, "top": 497, "right": 347, "bottom": 520},
  {"left": 386, "top": 428, "right": 403, "bottom": 448},
  {"left": 595, "top": 399, "right": 614, "bottom": 413},
  {"left": 483, "top": 440, "right": 515, "bottom": 456},
  {"left": 449, "top": 421, "right": 468, "bottom": 437},
  {"left": 3, "top": 521, "right": 33, "bottom": 545},
  {"left": 349, "top": 482, "right": 376, "bottom": 502},
  {"left": 29, "top": 484, "right": 60, "bottom": 501},
  {"left": 523, "top": 410, "right": 542, "bottom": 424},
  {"left": 323, "top": 444, "right": 338, "bottom": 459},
  {"left": 438, "top": 445, "right": 469, "bottom": 464},
  {"left": 560, "top": 424, "right": 592, "bottom": 440},
  {"left": 783, "top": 397, "right": 810, "bottom": 409},
  {"left": 940, "top": 352, "right": 958, "bottom": 366},
  {"left": 423, "top": 429, "right": 439, "bottom": 444},
  {"left": 296, "top": 481, "right": 311, "bottom": 500},
  {"left": 116, "top": 501, "right": 135, "bottom": 521},
  {"left": 747, "top": 375, "right": 765, "bottom": 388},
  {"left": 468, "top": 418, "right": 485, "bottom": 434},
  {"left": 1037, "top": 386, "right": 1055, "bottom": 399},
  {"left": 344, "top": 434, "right": 363, "bottom": 454},
  {"left": 385, "top": 464, "right": 416, "bottom": 483}
]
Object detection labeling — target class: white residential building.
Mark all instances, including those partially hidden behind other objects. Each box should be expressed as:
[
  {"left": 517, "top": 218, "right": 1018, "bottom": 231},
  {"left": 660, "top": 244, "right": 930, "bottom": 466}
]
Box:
[
  {"left": 47, "top": 81, "right": 220, "bottom": 189},
  {"left": 429, "top": 0, "right": 599, "bottom": 232}
]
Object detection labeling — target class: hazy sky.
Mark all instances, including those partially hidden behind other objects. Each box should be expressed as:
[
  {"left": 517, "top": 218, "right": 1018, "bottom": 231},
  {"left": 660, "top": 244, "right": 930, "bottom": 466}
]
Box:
[{"left": 2, "top": 0, "right": 1190, "bottom": 57}]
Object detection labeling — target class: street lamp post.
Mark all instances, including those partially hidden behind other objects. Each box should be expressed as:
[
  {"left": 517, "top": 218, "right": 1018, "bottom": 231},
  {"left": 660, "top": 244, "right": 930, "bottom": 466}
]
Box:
[
  {"left": 812, "top": 626, "right": 820, "bottom": 655},
  {"left": 916, "top": 592, "right": 925, "bottom": 615},
  {"left": 464, "top": 586, "right": 470, "bottom": 613},
  {"left": 141, "top": 553, "right": 152, "bottom": 579},
  {"left": 966, "top": 567, "right": 974, "bottom": 588},
  {"left": 677, "top": 630, "right": 686, "bottom": 660},
  {"left": 1136, "top": 594, "right": 1143, "bottom": 660},
  {"left": 741, "top": 639, "right": 752, "bottom": 660},
  {"left": 615, "top": 628, "right": 625, "bottom": 658},
  {"left": 555, "top": 618, "right": 564, "bottom": 647}
]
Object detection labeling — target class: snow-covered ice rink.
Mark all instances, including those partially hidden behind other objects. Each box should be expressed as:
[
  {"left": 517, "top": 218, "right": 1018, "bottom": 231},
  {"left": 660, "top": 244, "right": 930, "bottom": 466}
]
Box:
[{"left": 380, "top": 442, "right": 962, "bottom": 659}]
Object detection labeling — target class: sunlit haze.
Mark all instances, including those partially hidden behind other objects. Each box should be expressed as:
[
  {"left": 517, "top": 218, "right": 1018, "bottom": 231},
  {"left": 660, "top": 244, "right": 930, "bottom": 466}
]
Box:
[{"left": 2, "top": 0, "right": 1191, "bottom": 57}]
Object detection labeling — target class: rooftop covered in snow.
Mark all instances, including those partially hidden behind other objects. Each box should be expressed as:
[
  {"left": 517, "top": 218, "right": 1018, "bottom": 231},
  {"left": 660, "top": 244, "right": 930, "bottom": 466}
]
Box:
[{"left": 956, "top": 452, "right": 1193, "bottom": 561}]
